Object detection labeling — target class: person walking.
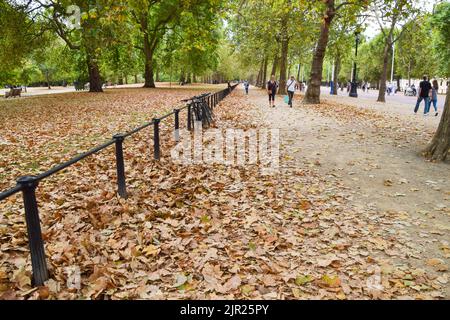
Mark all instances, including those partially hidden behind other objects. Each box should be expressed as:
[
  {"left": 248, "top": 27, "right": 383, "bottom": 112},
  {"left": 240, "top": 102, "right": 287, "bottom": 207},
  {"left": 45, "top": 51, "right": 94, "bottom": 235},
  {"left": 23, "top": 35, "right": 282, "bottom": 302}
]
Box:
[
  {"left": 267, "top": 75, "right": 278, "bottom": 108},
  {"left": 244, "top": 80, "right": 249, "bottom": 95},
  {"left": 427, "top": 79, "right": 439, "bottom": 116},
  {"left": 286, "top": 75, "right": 297, "bottom": 107},
  {"left": 414, "top": 75, "right": 432, "bottom": 115}
]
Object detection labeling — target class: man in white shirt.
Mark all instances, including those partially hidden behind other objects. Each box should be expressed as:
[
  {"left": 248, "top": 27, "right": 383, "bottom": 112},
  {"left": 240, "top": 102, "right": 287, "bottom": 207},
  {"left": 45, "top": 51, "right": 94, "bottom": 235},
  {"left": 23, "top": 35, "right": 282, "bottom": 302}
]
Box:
[{"left": 286, "top": 76, "right": 297, "bottom": 107}]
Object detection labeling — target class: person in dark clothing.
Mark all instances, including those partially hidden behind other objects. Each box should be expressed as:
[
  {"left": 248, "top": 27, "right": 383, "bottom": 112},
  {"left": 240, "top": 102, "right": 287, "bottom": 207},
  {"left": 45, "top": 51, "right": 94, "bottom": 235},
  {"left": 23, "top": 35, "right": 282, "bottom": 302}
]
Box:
[
  {"left": 414, "top": 75, "right": 432, "bottom": 115},
  {"left": 244, "top": 80, "right": 249, "bottom": 95},
  {"left": 267, "top": 75, "right": 278, "bottom": 108}
]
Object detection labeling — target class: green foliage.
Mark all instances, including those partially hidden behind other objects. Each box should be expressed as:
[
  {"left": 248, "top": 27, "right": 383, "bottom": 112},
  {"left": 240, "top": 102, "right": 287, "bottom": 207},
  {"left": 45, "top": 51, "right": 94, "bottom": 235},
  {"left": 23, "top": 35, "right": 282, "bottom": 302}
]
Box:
[
  {"left": 1, "top": 0, "right": 447, "bottom": 88},
  {"left": 396, "top": 16, "right": 438, "bottom": 80},
  {"left": 0, "top": 0, "right": 42, "bottom": 85},
  {"left": 430, "top": 2, "right": 450, "bottom": 77}
]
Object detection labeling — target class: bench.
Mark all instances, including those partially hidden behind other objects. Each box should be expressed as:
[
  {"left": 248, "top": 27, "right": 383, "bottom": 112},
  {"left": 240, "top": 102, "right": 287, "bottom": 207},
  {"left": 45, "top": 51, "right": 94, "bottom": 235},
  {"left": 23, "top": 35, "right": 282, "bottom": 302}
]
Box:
[{"left": 4, "top": 88, "right": 22, "bottom": 98}]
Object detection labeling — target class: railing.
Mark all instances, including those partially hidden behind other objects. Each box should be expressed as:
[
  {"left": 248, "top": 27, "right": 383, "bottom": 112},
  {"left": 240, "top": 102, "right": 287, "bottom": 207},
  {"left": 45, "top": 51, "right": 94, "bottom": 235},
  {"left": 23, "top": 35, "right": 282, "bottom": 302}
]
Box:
[{"left": 0, "top": 83, "right": 239, "bottom": 286}]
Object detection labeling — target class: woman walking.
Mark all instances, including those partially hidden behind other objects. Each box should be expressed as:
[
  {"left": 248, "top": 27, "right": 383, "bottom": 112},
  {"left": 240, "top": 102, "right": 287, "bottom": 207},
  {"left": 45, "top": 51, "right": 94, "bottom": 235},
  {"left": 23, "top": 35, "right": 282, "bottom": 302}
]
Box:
[
  {"left": 286, "top": 76, "right": 297, "bottom": 107},
  {"left": 267, "top": 75, "right": 278, "bottom": 108},
  {"left": 427, "top": 79, "right": 439, "bottom": 116}
]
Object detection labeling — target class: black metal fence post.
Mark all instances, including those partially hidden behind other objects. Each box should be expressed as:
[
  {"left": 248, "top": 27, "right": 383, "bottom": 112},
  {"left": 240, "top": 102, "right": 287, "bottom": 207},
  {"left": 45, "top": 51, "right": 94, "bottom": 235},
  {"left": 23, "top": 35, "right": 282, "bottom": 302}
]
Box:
[
  {"left": 153, "top": 118, "right": 161, "bottom": 160},
  {"left": 174, "top": 109, "right": 180, "bottom": 142},
  {"left": 187, "top": 104, "right": 192, "bottom": 131},
  {"left": 113, "top": 134, "right": 127, "bottom": 198},
  {"left": 16, "top": 176, "right": 49, "bottom": 286}
]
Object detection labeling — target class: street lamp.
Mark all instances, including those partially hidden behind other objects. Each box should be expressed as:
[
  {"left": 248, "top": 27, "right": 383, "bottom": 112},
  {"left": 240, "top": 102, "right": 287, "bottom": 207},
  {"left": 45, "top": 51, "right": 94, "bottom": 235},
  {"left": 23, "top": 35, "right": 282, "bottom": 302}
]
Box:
[{"left": 349, "top": 32, "right": 360, "bottom": 98}]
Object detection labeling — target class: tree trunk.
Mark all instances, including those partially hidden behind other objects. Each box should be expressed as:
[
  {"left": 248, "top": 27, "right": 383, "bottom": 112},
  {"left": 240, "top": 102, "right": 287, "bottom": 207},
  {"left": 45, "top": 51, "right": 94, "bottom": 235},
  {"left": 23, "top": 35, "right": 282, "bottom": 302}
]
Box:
[
  {"left": 377, "top": 42, "right": 391, "bottom": 102},
  {"left": 304, "top": 1, "right": 335, "bottom": 104},
  {"left": 256, "top": 59, "right": 264, "bottom": 87},
  {"left": 423, "top": 85, "right": 450, "bottom": 161},
  {"left": 332, "top": 53, "right": 341, "bottom": 95},
  {"left": 143, "top": 28, "right": 156, "bottom": 88},
  {"left": 278, "top": 14, "right": 289, "bottom": 95},
  {"left": 156, "top": 68, "right": 161, "bottom": 82},
  {"left": 134, "top": 74, "right": 138, "bottom": 83},
  {"left": 118, "top": 76, "right": 124, "bottom": 85},
  {"left": 87, "top": 54, "right": 103, "bottom": 92},
  {"left": 46, "top": 71, "right": 51, "bottom": 89},
  {"left": 261, "top": 55, "right": 268, "bottom": 89},
  {"left": 271, "top": 53, "right": 279, "bottom": 78},
  {"left": 408, "top": 60, "right": 411, "bottom": 86},
  {"left": 179, "top": 70, "right": 186, "bottom": 83}
]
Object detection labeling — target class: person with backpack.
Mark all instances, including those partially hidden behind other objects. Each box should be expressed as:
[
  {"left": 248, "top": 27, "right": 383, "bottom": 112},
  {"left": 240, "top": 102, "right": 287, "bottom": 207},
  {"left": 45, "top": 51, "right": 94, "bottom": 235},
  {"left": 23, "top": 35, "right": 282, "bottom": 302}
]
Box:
[
  {"left": 286, "top": 75, "right": 297, "bottom": 107},
  {"left": 267, "top": 75, "right": 278, "bottom": 108}
]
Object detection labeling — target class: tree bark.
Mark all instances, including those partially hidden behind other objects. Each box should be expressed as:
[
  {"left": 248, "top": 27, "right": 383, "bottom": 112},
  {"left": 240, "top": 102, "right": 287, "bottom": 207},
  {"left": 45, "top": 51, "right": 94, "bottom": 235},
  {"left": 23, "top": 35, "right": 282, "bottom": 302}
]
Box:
[
  {"left": 142, "top": 15, "right": 157, "bottom": 88},
  {"left": 304, "top": 0, "right": 335, "bottom": 104},
  {"left": 261, "top": 55, "right": 268, "bottom": 89},
  {"left": 87, "top": 54, "right": 103, "bottom": 92},
  {"left": 144, "top": 40, "right": 156, "bottom": 88},
  {"left": 278, "top": 14, "right": 289, "bottom": 95},
  {"left": 134, "top": 74, "right": 138, "bottom": 83},
  {"left": 46, "top": 71, "right": 51, "bottom": 90},
  {"left": 156, "top": 68, "right": 161, "bottom": 82},
  {"left": 377, "top": 41, "right": 391, "bottom": 102},
  {"left": 423, "top": 85, "right": 450, "bottom": 161},
  {"left": 271, "top": 53, "right": 279, "bottom": 78},
  {"left": 179, "top": 70, "right": 186, "bottom": 83},
  {"left": 408, "top": 60, "right": 411, "bottom": 86},
  {"left": 256, "top": 59, "right": 264, "bottom": 87},
  {"left": 332, "top": 53, "right": 341, "bottom": 95}
]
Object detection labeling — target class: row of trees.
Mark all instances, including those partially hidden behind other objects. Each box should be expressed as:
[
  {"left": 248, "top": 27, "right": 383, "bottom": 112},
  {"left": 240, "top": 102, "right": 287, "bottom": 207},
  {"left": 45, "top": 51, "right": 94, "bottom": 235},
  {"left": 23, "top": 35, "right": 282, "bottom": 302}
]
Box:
[
  {"left": 1, "top": 0, "right": 449, "bottom": 160},
  {"left": 230, "top": 0, "right": 449, "bottom": 161},
  {"left": 0, "top": 0, "right": 228, "bottom": 91}
]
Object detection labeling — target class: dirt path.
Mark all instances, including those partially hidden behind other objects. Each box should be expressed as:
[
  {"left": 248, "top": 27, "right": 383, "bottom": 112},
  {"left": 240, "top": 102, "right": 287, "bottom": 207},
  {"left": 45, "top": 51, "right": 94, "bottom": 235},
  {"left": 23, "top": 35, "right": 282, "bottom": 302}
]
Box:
[{"left": 244, "top": 86, "right": 450, "bottom": 298}]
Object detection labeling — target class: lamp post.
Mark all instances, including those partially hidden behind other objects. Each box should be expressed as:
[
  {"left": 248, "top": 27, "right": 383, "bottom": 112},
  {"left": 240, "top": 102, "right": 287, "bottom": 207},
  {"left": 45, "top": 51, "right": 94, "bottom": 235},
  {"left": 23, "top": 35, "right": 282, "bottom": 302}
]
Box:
[{"left": 349, "top": 32, "right": 360, "bottom": 98}]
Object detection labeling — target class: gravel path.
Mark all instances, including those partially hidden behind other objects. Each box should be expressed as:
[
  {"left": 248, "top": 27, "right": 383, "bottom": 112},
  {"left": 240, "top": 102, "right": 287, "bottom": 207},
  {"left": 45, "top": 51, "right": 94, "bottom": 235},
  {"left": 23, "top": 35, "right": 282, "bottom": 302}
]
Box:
[{"left": 244, "top": 86, "right": 450, "bottom": 298}]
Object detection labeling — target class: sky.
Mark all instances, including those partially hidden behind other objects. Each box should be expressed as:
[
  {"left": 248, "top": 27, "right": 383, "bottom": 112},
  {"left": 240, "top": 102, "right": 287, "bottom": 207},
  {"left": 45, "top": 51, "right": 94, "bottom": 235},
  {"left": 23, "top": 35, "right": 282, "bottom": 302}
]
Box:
[{"left": 363, "top": 0, "right": 444, "bottom": 39}]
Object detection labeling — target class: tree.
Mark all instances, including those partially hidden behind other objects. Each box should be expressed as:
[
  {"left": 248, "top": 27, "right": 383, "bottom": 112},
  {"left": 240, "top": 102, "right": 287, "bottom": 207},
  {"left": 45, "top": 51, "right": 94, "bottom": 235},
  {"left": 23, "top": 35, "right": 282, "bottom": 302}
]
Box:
[
  {"left": 396, "top": 17, "right": 437, "bottom": 85},
  {"left": 423, "top": 2, "right": 450, "bottom": 161},
  {"left": 326, "top": 15, "right": 357, "bottom": 95},
  {"left": 357, "top": 34, "right": 385, "bottom": 87},
  {"left": 304, "top": 0, "right": 367, "bottom": 104},
  {"left": 129, "top": 0, "right": 200, "bottom": 88},
  {"left": 0, "top": 0, "right": 42, "bottom": 85},
  {"left": 370, "top": 0, "right": 418, "bottom": 102},
  {"left": 27, "top": 0, "right": 128, "bottom": 92}
]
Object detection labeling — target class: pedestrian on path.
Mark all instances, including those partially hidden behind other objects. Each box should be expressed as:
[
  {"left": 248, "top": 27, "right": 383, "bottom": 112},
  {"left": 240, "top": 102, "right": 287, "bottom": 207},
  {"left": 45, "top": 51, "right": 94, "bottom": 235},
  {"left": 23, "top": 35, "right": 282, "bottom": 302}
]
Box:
[
  {"left": 244, "top": 80, "right": 249, "bottom": 95},
  {"left": 286, "top": 75, "right": 297, "bottom": 108},
  {"left": 267, "top": 75, "right": 278, "bottom": 108},
  {"left": 414, "top": 75, "right": 432, "bottom": 115},
  {"left": 426, "top": 79, "right": 439, "bottom": 116}
]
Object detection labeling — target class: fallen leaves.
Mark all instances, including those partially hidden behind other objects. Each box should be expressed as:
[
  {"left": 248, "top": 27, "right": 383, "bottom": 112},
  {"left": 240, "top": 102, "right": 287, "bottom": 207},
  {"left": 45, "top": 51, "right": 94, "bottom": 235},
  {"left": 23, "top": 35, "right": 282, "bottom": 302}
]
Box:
[
  {"left": 0, "top": 88, "right": 448, "bottom": 300},
  {"left": 295, "top": 274, "right": 314, "bottom": 286}
]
